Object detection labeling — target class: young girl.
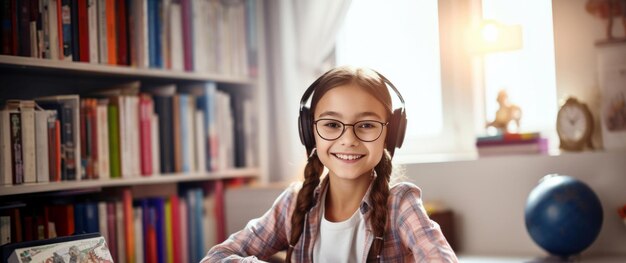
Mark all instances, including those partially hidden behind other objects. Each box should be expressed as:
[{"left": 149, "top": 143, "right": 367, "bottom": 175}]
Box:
[{"left": 203, "top": 66, "right": 458, "bottom": 262}]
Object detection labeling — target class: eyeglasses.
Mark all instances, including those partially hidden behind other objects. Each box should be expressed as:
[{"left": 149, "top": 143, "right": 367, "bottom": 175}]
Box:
[{"left": 314, "top": 119, "right": 388, "bottom": 142}]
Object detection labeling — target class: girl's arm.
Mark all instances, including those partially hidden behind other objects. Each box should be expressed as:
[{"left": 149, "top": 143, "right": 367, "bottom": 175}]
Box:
[
  {"left": 201, "top": 184, "right": 299, "bottom": 262},
  {"left": 394, "top": 184, "right": 459, "bottom": 263}
]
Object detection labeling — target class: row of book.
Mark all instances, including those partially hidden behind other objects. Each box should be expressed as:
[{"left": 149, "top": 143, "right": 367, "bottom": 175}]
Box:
[
  {"left": 0, "top": 0, "right": 258, "bottom": 76},
  {"left": 0, "top": 81, "right": 257, "bottom": 185},
  {"left": 475, "top": 132, "right": 549, "bottom": 157},
  {"left": 0, "top": 186, "right": 225, "bottom": 263}
]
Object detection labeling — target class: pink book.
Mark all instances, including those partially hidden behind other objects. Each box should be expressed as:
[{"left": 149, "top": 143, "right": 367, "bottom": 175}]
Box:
[
  {"left": 179, "top": 197, "right": 189, "bottom": 263},
  {"left": 139, "top": 95, "right": 153, "bottom": 175}
]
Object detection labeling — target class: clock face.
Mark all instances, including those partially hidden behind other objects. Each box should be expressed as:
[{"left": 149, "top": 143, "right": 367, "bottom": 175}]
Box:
[{"left": 558, "top": 105, "right": 588, "bottom": 142}]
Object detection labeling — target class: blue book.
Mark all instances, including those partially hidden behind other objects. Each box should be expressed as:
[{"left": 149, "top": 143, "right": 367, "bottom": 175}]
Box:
[
  {"left": 195, "top": 82, "right": 217, "bottom": 171},
  {"left": 84, "top": 201, "right": 100, "bottom": 234},
  {"left": 61, "top": 0, "right": 73, "bottom": 60},
  {"left": 149, "top": 197, "right": 166, "bottom": 263},
  {"left": 147, "top": 0, "right": 162, "bottom": 68},
  {"left": 73, "top": 203, "right": 86, "bottom": 235},
  {"left": 179, "top": 95, "right": 191, "bottom": 172},
  {"left": 194, "top": 189, "right": 205, "bottom": 261}
]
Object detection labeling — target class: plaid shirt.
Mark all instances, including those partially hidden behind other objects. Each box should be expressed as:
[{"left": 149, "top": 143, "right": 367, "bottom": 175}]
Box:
[{"left": 203, "top": 177, "right": 458, "bottom": 262}]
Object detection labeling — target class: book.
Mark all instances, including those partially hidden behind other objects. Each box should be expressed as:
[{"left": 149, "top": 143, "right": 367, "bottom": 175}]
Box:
[
  {"left": 0, "top": 216, "right": 10, "bottom": 245},
  {"left": 60, "top": 0, "right": 72, "bottom": 61},
  {"left": 9, "top": 110, "right": 24, "bottom": 184},
  {"left": 477, "top": 137, "right": 549, "bottom": 157},
  {"left": 475, "top": 131, "right": 541, "bottom": 144},
  {"left": 133, "top": 206, "right": 144, "bottom": 263},
  {"left": 6, "top": 100, "right": 37, "bottom": 184},
  {"left": 0, "top": 110, "right": 13, "bottom": 185},
  {"left": 2, "top": 233, "right": 112, "bottom": 263},
  {"left": 36, "top": 95, "right": 81, "bottom": 181},
  {"left": 87, "top": 0, "right": 98, "bottom": 63},
  {"left": 139, "top": 94, "right": 153, "bottom": 176}
]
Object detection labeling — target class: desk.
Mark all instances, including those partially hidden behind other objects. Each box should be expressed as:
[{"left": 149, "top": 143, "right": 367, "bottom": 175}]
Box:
[{"left": 459, "top": 255, "right": 626, "bottom": 263}]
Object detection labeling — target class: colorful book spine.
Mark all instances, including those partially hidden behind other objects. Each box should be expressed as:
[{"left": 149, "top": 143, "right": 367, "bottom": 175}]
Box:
[{"left": 108, "top": 102, "right": 121, "bottom": 178}]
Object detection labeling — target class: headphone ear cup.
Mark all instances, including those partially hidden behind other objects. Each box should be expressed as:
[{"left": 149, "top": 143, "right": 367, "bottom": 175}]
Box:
[
  {"left": 396, "top": 109, "right": 407, "bottom": 148},
  {"left": 298, "top": 107, "right": 315, "bottom": 151},
  {"left": 386, "top": 109, "right": 407, "bottom": 155}
]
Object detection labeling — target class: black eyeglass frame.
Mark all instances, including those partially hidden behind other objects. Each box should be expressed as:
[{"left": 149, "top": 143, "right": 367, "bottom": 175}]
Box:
[{"left": 313, "top": 118, "right": 389, "bottom": 142}]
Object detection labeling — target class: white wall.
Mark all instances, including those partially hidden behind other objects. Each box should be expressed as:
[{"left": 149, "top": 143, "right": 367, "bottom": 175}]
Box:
[{"left": 405, "top": 151, "right": 626, "bottom": 256}]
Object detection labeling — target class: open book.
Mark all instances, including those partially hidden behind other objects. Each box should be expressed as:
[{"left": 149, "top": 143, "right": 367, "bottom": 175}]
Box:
[{"left": 1, "top": 233, "right": 112, "bottom": 263}]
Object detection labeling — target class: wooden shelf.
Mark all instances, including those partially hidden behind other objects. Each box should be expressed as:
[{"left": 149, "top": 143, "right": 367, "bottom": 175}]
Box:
[
  {"left": 0, "top": 168, "right": 259, "bottom": 196},
  {"left": 0, "top": 55, "right": 256, "bottom": 85}
]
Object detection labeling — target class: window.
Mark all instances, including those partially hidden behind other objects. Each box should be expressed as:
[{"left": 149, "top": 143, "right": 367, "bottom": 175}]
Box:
[
  {"left": 481, "top": 0, "right": 558, "bottom": 138},
  {"left": 336, "top": 0, "right": 558, "bottom": 161}
]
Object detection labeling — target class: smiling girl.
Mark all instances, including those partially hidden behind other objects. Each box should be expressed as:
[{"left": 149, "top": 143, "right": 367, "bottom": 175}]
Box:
[{"left": 203, "top": 66, "right": 457, "bottom": 262}]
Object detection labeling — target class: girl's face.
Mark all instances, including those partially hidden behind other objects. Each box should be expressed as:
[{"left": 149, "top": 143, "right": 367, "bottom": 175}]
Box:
[{"left": 313, "top": 84, "right": 388, "bottom": 181}]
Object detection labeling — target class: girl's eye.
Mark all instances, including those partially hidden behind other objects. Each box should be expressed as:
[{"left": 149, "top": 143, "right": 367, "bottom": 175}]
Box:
[
  {"left": 323, "top": 121, "right": 343, "bottom": 129},
  {"left": 357, "top": 121, "right": 377, "bottom": 129}
]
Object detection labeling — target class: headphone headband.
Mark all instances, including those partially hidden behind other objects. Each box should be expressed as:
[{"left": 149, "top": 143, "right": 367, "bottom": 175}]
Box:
[{"left": 299, "top": 70, "right": 405, "bottom": 113}]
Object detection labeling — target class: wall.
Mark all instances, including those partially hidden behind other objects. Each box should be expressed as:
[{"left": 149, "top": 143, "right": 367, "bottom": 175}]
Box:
[
  {"left": 405, "top": 151, "right": 626, "bottom": 256},
  {"left": 552, "top": 0, "right": 619, "bottom": 149}
]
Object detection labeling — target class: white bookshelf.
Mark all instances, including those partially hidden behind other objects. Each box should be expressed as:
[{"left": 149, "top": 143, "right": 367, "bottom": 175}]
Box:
[
  {"left": 0, "top": 55, "right": 257, "bottom": 85},
  {"left": 0, "top": 168, "right": 259, "bottom": 196}
]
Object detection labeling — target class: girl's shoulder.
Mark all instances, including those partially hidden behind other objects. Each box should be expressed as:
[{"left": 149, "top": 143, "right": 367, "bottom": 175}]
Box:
[{"left": 389, "top": 181, "right": 423, "bottom": 199}]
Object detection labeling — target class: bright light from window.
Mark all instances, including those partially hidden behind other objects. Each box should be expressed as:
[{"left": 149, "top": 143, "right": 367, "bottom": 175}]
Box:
[
  {"left": 482, "top": 0, "right": 558, "bottom": 136},
  {"left": 336, "top": 0, "right": 442, "bottom": 138},
  {"left": 482, "top": 23, "right": 500, "bottom": 43}
]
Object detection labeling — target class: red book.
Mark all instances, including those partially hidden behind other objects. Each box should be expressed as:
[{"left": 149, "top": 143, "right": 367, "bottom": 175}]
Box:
[
  {"left": 214, "top": 180, "right": 226, "bottom": 242},
  {"left": 116, "top": 0, "right": 128, "bottom": 65},
  {"left": 145, "top": 205, "right": 157, "bottom": 263},
  {"left": 106, "top": 202, "right": 118, "bottom": 262},
  {"left": 105, "top": 0, "right": 117, "bottom": 65},
  {"left": 77, "top": 0, "right": 89, "bottom": 62},
  {"left": 56, "top": 0, "right": 63, "bottom": 59},
  {"left": 49, "top": 120, "right": 61, "bottom": 181},
  {"left": 10, "top": 0, "right": 18, "bottom": 55},
  {"left": 9, "top": 208, "right": 22, "bottom": 242},
  {"left": 123, "top": 189, "right": 135, "bottom": 263},
  {"left": 23, "top": 216, "right": 34, "bottom": 241},
  {"left": 139, "top": 95, "right": 153, "bottom": 175},
  {"left": 49, "top": 204, "right": 74, "bottom": 236},
  {"left": 170, "top": 194, "right": 181, "bottom": 262}
]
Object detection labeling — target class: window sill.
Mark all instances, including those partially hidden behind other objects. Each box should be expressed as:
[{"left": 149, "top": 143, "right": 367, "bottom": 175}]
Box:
[{"left": 393, "top": 148, "right": 626, "bottom": 165}]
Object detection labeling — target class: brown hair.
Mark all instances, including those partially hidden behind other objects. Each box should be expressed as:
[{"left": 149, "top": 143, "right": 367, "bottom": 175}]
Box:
[{"left": 286, "top": 66, "right": 394, "bottom": 262}]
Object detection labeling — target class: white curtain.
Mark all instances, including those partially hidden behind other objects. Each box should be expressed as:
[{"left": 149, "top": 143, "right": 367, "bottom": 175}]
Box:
[{"left": 265, "top": 0, "right": 352, "bottom": 182}]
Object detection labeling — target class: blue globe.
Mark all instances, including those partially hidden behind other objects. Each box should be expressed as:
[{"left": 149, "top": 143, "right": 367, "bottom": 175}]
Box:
[{"left": 524, "top": 174, "right": 603, "bottom": 258}]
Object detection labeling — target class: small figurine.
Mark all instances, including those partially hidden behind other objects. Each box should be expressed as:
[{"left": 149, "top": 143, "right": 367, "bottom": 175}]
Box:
[{"left": 486, "top": 90, "right": 522, "bottom": 134}]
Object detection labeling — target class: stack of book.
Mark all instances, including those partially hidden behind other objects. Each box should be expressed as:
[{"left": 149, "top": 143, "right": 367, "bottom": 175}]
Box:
[{"left": 475, "top": 132, "right": 548, "bottom": 157}]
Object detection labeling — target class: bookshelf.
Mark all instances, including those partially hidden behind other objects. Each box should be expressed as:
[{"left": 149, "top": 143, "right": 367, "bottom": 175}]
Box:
[
  {"left": 0, "top": 0, "right": 268, "bottom": 262},
  {"left": 0, "top": 168, "right": 259, "bottom": 197},
  {"left": 0, "top": 55, "right": 257, "bottom": 85}
]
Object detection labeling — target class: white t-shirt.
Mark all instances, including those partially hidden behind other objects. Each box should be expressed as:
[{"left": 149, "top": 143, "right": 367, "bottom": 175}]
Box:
[{"left": 313, "top": 190, "right": 367, "bottom": 263}]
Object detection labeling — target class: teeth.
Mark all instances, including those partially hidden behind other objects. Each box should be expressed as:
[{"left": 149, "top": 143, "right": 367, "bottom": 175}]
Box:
[{"left": 335, "top": 154, "right": 363, "bottom": 160}]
